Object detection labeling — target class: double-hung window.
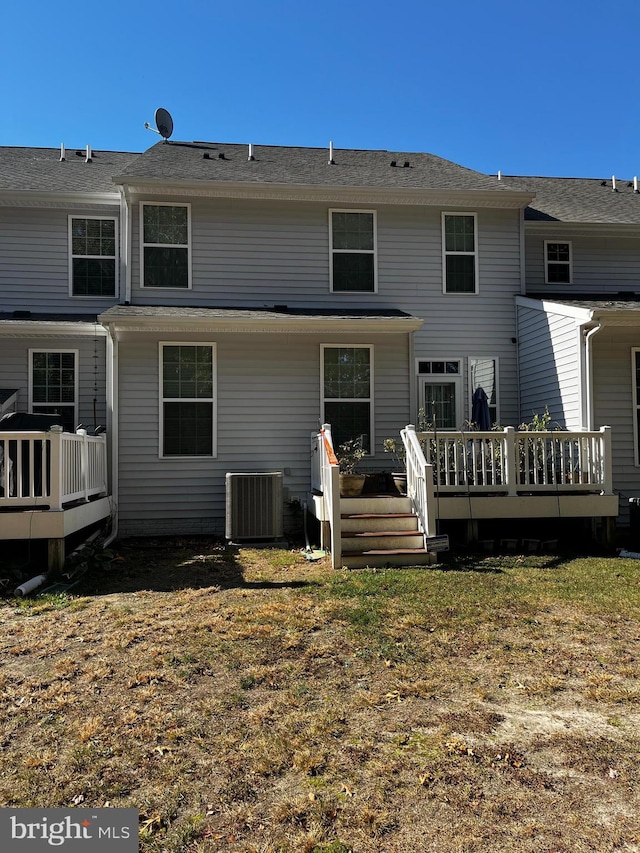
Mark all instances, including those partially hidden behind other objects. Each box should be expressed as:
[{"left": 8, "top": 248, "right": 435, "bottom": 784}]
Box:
[
  {"left": 442, "top": 213, "right": 478, "bottom": 294},
  {"left": 142, "top": 203, "right": 191, "bottom": 289},
  {"left": 69, "top": 216, "right": 117, "bottom": 297},
  {"left": 330, "top": 210, "right": 377, "bottom": 292},
  {"left": 545, "top": 241, "right": 572, "bottom": 284},
  {"left": 160, "top": 344, "right": 215, "bottom": 457},
  {"left": 29, "top": 350, "right": 77, "bottom": 431},
  {"left": 322, "top": 345, "right": 373, "bottom": 451}
]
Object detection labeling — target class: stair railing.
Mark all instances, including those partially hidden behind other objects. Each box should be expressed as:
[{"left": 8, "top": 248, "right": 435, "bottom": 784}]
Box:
[{"left": 401, "top": 424, "right": 436, "bottom": 541}]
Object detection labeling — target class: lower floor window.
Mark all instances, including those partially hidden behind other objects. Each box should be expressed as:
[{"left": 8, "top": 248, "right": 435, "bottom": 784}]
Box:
[
  {"left": 322, "top": 345, "right": 372, "bottom": 451},
  {"left": 161, "top": 343, "right": 215, "bottom": 457},
  {"left": 30, "top": 350, "right": 77, "bottom": 431}
]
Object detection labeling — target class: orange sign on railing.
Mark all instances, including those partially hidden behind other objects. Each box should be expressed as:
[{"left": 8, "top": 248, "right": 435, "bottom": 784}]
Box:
[{"left": 320, "top": 430, "right": 339, "bottom": 467}]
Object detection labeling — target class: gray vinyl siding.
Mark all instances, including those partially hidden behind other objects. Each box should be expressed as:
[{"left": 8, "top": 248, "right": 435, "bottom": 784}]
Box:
[
  {"left": 592, "top": 328, "right": 640, "bottom": 521},
  {"left": 116, "top": 329, "right": 411, "bottom": 536},
  {"left": 0, "top": 206, "right": 120, "bottom": 313},
  {"left": 517, "top": 304, "right": 582, "bottom": 428},
  {"left": 410, "top": 209, "right": 522, "bottom": 427},
  {"left": 130, "top": 199, "right": 523, "bottom": 428},
  {"left": 0, "top": 332, "right": 107, "bottom": 428},
  {"left": 524, "top": 229, "right": 640, "bottom": 295}
]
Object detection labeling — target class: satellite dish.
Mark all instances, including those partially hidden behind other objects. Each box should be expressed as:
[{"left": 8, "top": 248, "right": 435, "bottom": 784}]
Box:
[
  {"left": 144, "top": 107, "right": 174, "bottom": 141},
  {"left": 155, "top": 108, "right": 173, "bottom": 140}
]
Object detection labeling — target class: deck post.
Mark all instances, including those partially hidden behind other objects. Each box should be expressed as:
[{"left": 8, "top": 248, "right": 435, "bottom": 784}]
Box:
[
  {"left": 601, "top": 426, "right": 613, "bottom": 495},
  {"left": 48, "top": 426, "right": 64, "bottom": 510},
  {"left": 47, "top": 538, "right": 65, "bottom": 573},
  {"left": 77, "top": 428, "right": 90, "bottom": 503},
  {"left": 465, "top": 520, "right": 479, "bottom": 543},
  {"left": 601, "top": 516, "right": 616, "bottom": 548},
  {"left": 504, "top": 427, "right": 518, "bottom": 496}
]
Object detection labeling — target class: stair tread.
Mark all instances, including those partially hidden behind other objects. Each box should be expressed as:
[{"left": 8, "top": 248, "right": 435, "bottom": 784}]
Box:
[
  {"left": 342, "top": 548, "right": 429, "bottom": 556},
  {"left": 341, "top": 513, "right": 416, "bottom": 519},
  {"left": 344, "top": 530, "right": 420, "bottom": 538}
]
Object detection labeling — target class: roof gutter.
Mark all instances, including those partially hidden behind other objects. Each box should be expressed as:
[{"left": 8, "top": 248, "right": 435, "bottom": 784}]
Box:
[
  {"left": 0, "top": 320, "right": 108, "bottom": 337},
  {"left": 0, "top": 190, "right": 121, "bottom": 207},
  {"left": 99, "top": 314, "right": 424, "bottom": 335},
  {"left": 112, "top": 177, "right": 534, "bottom": 209}
]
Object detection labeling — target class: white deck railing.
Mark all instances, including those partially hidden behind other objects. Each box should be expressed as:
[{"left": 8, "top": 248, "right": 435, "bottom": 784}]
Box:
[
  {"left": 401, "top": 425, "right": 436, "bottom": 541},
  {"left": 314, "top": 424, "right": 342, "bottom": 569},
  {"left": 0, "top": 428, "right": 108, "bottom": 510},
  {"left": 417, "top": 426, "right": 613, "bottom": 495}
]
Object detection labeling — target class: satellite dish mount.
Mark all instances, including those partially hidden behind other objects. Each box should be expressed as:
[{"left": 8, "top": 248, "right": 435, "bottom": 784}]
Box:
[{"left": 144, "top": 107, "right": 174, "bottom": 141}]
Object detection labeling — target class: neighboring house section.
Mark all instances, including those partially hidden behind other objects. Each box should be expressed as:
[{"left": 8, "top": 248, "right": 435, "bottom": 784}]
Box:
[
  {"left": 504, "top": 173, "right": 640, "bottom": 525},
  {"left": 0, "top": 146, "right": 137, "bottom": 429},
  {"left": 0, "top": 316, "right": 108, "bottom": 435}
]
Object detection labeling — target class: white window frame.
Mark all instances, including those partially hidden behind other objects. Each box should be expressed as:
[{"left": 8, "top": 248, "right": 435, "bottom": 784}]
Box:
[
  {"left": 141, "top": 202, "right": 192, "bottom": 290},
  {"left": 416, "top": 358, "right": 463, "bottom": 429},
  {"left": 329, "top": 209, "right": 378, "bottom": 294},
  {"left": 28, "top": 349, "right": 79, "bottom": 430},
  {"left": 633, "top": 349, "right": 640, "bottom": 467},
  {"left": 159, "top": 342, "right": 216, "bottom": 460},
  {"left": 441, "top": 212, "right": 479, "bottom": 295},
  {"left": 68, "top": 215, "right": 118, "bottom": 298},
  {"left": 468, "top": 356, "right": 500, "bottom": 426},
  {"left": 321, "top": 344, "right": 375, "bottom": 453},
  {"left": 544, "top": 240, "right": 572, "bottom": 285}
]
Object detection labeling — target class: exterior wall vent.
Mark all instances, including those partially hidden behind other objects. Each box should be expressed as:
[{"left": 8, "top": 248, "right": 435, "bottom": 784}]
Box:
[{"left": 225, "top": 472, "right": 284, "bottom": 540}]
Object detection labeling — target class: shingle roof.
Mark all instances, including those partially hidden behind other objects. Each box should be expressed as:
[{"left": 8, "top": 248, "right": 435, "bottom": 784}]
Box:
[
  {"left": 115, "top": 140, "right": 513, "bottom": 193},
  {"left": 0, "top": 147, "right": 138, "bottom": 194},
  {"left": 500, "top": 175, "right": 640, "bottom": 224},
  {"left": 546, "top": 297, "right": 640, "bottom": 312},
  {"left": 99, "top": 305, "right": 419, "bottom": 322}
]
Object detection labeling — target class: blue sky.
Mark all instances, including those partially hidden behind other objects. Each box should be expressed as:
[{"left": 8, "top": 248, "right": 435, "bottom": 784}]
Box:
[{"left": 3, "top": 0, "right": 639, "bottom": 178}]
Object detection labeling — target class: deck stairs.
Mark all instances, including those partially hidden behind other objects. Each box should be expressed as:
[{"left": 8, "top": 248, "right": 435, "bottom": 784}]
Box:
[{"left": 340, "top": 495, "right": 437, "bottom": 569}]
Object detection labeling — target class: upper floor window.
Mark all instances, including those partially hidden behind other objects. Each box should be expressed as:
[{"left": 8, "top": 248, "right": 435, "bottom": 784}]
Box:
[
  {"left": 329, "top": 210, "right": 377, "bottom": 292},
  {"left": 69, "top": 217, "right": 117, "bottom": 297},
  {"left": 545, "top": 241, "right": 572, "bottom": 284},
  {"left": 442, "top": 213, "right": 478, "bottom": 294},
  {"left": 142, "top": 203, "right": 191, "bottom": 289},
  {"left": 29, "top": 350, "right": 77, "bottom": 431}
]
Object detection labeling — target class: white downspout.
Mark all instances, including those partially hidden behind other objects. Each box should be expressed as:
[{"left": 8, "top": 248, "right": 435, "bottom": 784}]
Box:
[
  {"left": 123, "top": 186, "right": 133, "bottom": 304},
  {"left": 519, "top": 210, "right": 526, "bottom": 295},
  {"left": 118, "top": 189, "right": 127, "bottom": 303},
  {"left": 103, "top": 324, "right": 119, "bottom": 547},
  {"left": 583, "top": 321, "right": 602, "bottom": 430}
]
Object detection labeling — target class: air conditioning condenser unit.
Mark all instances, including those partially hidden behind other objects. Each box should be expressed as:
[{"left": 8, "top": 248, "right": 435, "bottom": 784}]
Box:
[{"left": 225, "top": 472, "right": 284, "bottom": 541}]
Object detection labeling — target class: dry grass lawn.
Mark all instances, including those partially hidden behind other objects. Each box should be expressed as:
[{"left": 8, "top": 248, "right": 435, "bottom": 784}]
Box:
[{"left": 1, "top": 539, "right": 640, "bottom": 852}]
